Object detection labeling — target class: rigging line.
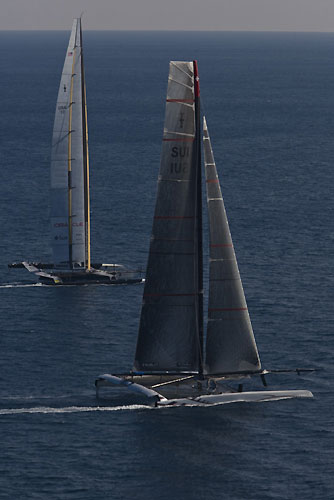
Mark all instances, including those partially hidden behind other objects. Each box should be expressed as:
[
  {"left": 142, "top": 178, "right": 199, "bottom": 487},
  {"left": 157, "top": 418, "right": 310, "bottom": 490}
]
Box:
[{"left": 152, "top": 375, "right": 194, "bottom": 388}]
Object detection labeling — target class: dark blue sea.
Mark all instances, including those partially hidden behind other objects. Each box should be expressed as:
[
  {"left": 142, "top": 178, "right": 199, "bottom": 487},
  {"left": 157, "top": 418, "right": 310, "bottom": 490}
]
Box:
[{"left": 0, "top": 31, "right": 333, "bottom": 499}]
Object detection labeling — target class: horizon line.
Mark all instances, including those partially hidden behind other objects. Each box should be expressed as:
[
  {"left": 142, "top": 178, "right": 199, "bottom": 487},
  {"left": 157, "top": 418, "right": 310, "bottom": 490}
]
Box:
[{"left": 0, "top": 28, "right": 333, "bottom": 33}]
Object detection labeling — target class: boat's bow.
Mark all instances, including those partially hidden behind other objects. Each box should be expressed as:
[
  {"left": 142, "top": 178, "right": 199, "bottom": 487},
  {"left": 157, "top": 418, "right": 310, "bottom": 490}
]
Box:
[
  {"left": 22, "top": 262, "right": 63, "bottom": 284},
  {"left": 95, "top": 374, "right": 166, "bottom": 403}
]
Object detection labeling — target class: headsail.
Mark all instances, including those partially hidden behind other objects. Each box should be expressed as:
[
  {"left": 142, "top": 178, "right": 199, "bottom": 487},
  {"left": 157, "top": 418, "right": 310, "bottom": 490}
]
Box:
[
  {"left": 134, "top": 62, "right": 201, "bottom": 373},
  {"left": 50, "top": 18, "right": 90, "bottom": 269},
  {"left": 203, "top": 117, "right": 261, "bottom": 374}
]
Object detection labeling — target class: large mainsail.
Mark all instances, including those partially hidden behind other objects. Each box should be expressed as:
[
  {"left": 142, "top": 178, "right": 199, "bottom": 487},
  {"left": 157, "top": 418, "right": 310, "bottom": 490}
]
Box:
[
  {"left": 50, "top": 18, "right": 90, "bottom": 269},
  {"left": 134, "top": 62, "right": 202, "bottom": 373},
  {"left": 203, "top": 117, "right": 261, "bottom": 373}
]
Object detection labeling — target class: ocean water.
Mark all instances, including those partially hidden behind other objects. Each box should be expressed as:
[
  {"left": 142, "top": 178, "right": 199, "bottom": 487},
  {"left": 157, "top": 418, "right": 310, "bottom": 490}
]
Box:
[{"left": 0, "top": 30, "right": 333, "bottom": 499}]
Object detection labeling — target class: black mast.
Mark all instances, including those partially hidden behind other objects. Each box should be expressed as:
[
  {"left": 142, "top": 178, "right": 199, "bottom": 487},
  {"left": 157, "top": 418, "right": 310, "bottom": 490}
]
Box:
[
  {"left": 80, "top": 20, "right": 90, "bottom": 270},
  {"left": 193, "top": 60, "right": 204, "bottom": 375}
]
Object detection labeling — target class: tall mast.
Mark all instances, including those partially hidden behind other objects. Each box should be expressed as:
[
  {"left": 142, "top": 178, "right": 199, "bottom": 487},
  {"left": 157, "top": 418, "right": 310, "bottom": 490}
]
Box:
[
  {"left": 193, "top": 60, "right": 204, "bottom": 375},
  {"left": 80, "top": 20, "right": 91, "bottom": 270},
  {"left": 67, "top": 45, "right": 76, "bottom": 268}
]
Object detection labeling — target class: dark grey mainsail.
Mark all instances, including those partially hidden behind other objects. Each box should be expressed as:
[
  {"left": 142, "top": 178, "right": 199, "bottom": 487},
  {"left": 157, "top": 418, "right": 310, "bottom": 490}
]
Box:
[
  {"left": 203, "top": 117, "right": 261, "bottom": 374},
  {"left": 134, "top": 62, "right": 201, "bottom": 373},
  {"left": 50, "top": 18, "right": 90, "bottom": 269}
]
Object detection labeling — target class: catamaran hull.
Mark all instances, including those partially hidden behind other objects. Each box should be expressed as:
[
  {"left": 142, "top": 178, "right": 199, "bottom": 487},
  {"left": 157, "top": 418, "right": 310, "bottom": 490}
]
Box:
[
  {"left": 156, "top": 390, "right": 314, "bottom": 407},
  {"left": 38, "top": 273, "right": 143, "bottom": 286},
  {"left": 95, "top": 374, "right": 313, "bottom": 407},
  {"left": 14, "top": 262, "right": 143, "bottom": 285}
]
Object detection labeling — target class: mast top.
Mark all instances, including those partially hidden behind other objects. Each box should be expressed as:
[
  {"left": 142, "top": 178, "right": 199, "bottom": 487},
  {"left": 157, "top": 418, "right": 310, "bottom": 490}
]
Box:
[{"left": 193, "top": 60, "right": 200, "bottom": 98}]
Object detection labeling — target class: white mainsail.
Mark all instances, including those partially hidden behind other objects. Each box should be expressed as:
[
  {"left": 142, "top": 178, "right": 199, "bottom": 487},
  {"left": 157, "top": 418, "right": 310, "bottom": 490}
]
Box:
[
  {"left": 50, "top": 18, "right": 90, "bottom": 269},
  {"left": 203, "top": 117, "right": 261, "bottom": 373}
]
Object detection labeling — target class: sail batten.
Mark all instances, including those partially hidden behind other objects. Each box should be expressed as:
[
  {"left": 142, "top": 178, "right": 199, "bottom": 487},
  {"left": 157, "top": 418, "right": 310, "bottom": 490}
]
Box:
[
  {"left": 203, "top": 117, "right": 261, "bottom": 374},
  {"left": 163, "top": 132, "right": 195, "bottom": 138},
  {"left": 167, "top": 79, "right": 193, "bottom": 88}
]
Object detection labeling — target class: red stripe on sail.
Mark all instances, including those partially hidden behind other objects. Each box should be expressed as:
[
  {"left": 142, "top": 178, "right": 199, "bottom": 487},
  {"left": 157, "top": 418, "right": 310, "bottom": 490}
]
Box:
[
  {"left": 144, "top": 293, "right": 196, "bottom": 297},
  {"left": 163, "top": 138, "right": 194, "bottom": 142},
  {"left": 154, "top": 216, "right": 194, "bottom": 219},
  {"left": 210, "top": 244, "right": 233, "bottom": 247},
  {"left": 210, "top": 278, "right": 237, "bottom": 282},
  {"left": 209, "top": 308, "right": 247, "bottom": 312},
  {"left": 166, "top": 99, "right": 194, "bottom": 103},
  {"left": 206, "top": 179, "right": 219, "bottom": 183},
  {"left": 153, "top": 238, "right": 194, "bottom": 242}
]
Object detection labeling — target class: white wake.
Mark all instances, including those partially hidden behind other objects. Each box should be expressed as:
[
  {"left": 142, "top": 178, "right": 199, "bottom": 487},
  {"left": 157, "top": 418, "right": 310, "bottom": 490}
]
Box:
[
  {"left": 0, "top": 283, "right": 42, "bottom": 288},
  {"left": 0, "top": 405, "right": 152, "bottom": 415}
]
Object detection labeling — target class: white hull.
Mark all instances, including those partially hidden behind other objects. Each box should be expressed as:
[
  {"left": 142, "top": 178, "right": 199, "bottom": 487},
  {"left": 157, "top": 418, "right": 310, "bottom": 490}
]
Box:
[
  {"left": 95, "top": 374, "right": 313, "bottom": 407},
  {"left": 157, "top": 390, "right": 313, "bottom": 407}
]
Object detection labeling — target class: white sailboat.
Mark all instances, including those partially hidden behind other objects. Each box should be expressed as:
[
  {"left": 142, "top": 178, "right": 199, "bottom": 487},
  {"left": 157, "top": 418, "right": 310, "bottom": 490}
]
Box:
[
  {"left": 9, "top": 18, "right": 142, "bottom": 286},
  {"left": 96, "top": 61, "right": 313, "bottom": 406}
]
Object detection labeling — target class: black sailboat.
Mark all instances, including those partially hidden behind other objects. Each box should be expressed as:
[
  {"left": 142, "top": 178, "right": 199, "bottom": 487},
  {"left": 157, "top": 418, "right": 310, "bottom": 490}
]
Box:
[{"left": 96, "top": 61, "right": 313, "bottom": 406}]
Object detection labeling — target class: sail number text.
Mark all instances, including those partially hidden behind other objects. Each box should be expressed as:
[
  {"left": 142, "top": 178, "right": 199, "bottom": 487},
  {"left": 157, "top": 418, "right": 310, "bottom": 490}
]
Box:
[{"left": 170, "top": 146, "right": 190, "bottom": 174}]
